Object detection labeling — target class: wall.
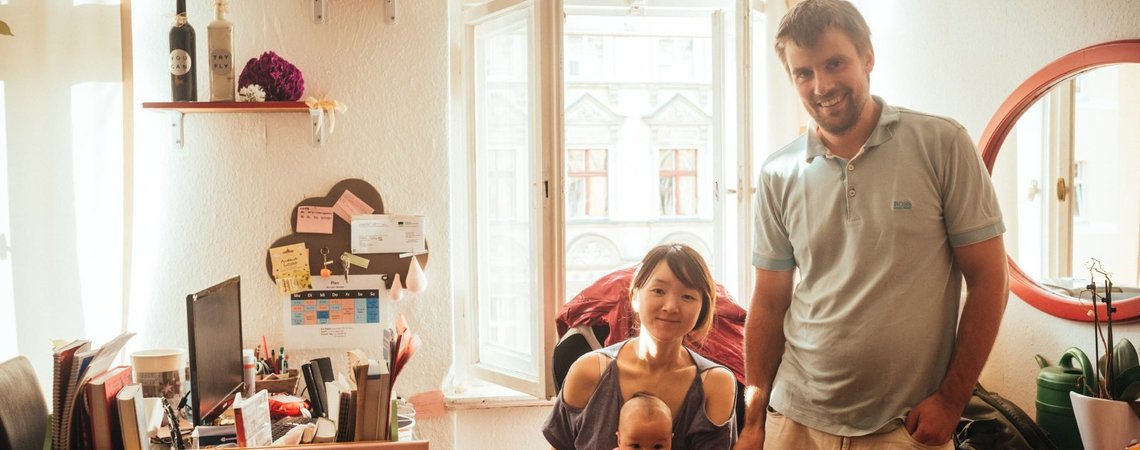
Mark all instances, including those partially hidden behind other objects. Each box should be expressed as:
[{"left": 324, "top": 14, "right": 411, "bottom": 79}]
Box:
[{"left": 128, "top": 0, "right": 460, "bottom": 446}]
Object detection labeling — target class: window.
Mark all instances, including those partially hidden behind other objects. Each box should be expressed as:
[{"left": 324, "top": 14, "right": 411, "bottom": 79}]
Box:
[
  {"left": 659, "top": 148, "right": 698, "bottom": 217},
  {"left": 455, "top": 0, "right": 765, "bottom": 399},
  {"left": 566, "top": 149, "right": 608, "bottom": 218}
]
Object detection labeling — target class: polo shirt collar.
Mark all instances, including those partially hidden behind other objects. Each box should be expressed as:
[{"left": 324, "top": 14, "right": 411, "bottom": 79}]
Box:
[{"left": 805, "top": 96, "right": 898, "bottom": 163}]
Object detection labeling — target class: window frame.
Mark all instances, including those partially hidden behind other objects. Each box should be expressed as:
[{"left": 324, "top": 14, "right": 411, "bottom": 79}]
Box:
[{"left": 452, "top": 0, "right": 762, "bottom": 400}]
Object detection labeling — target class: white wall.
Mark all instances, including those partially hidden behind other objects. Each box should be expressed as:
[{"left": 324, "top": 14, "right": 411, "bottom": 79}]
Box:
[{"left": 127, "top": 0, "right": 460, "bottom": 446}]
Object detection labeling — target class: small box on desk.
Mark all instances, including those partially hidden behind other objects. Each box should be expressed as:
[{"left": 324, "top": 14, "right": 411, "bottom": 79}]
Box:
[{"left": 257, "top": 369, "right": 300, "bottom": 395}]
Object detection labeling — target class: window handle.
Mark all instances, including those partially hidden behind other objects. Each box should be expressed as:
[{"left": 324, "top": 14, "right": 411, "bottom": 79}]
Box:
[{"left": 1056, "top": 178, "right": 1068, "bottom": 201}]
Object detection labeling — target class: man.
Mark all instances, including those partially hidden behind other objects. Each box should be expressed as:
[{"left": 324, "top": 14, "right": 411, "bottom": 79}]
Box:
[{"left": 735, "top": 1, "right": 1009, "bottom": 449}]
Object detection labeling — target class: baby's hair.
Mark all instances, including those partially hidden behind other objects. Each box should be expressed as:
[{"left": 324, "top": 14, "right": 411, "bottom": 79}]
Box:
[{"left": 621, "top": 391, "right": 671, "bottom": 422}]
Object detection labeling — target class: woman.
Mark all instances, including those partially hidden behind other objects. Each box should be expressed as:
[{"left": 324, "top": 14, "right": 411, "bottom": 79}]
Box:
[{"left": 543, "top": 244, "right": 737, "bottom": 449}]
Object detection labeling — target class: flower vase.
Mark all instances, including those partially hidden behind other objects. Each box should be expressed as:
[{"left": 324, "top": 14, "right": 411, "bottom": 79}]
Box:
[{"left": 1070, "top": 391, "right": 1140, "bottom": 450}]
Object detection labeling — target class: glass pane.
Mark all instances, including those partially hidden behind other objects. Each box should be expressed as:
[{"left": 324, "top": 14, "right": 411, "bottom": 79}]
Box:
[
  {"left": 677, "top": 149, "right": 697, "bottom": 170},
  {"left": 678, "top": 175, "right": 697, "bottom": 216},
  {"left": 474, "top": 8, "right": 535, "bottom": 373},
  {"left": 588, "top": 149, "right": 607, "bottom": 170},
  {"left": 587, "top": 176, "right": 607, "bottom": 216},
  {"left": 567, "top": 178, "right": 586, "bottom": 217},
  {"left": 564, "top": 8, "right": 724, "bottom": 302},
  {"left": 567, "top": 149, "right": 586, "bottom": 172}
]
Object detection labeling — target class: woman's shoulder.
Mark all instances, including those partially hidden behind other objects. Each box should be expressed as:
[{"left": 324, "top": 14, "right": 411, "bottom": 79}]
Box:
[
  {"left": 561, "top": 347, "right": 617, "bottom": 408},
  {"left": 698, "top": 365, "right": 736, "bottom": 426}
]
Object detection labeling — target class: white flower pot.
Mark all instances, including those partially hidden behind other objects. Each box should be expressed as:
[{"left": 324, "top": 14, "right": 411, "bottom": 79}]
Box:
[{"left": 1070, "top": 391, "right": 1140, "bottom": 450}]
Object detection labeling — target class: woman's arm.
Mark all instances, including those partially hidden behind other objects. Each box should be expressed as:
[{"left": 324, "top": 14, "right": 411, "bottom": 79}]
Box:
[
  {"left": 561, "top": 352, "right": 607, "bottom": 407},
  {"left": 700, "top": 366, "right": 736, "bottom": 426}
]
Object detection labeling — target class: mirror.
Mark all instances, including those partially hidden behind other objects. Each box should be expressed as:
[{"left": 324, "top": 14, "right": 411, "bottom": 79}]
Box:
[{"left": 979, "top": 40, "right": 1140, "bottom": 321}]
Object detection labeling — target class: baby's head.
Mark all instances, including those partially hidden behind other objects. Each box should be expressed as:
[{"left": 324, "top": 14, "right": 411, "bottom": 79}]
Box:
[{"left": 616, "top": 392, "right": 672, "bottom": 450}]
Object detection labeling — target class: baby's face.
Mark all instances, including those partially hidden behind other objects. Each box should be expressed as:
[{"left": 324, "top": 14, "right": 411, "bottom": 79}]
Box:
[{"left": 617, "top": 416, "right": 672, "bottom": 450}]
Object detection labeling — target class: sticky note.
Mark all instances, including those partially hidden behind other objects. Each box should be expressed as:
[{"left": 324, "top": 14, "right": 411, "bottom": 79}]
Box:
[
  {"left": 341, "top": 252, "right": 370, "bottom": 269},
  {"left": 296, "top": 206, "right": 335, "bottom": 234},
  {"left": 332, "top": 190, "right": 374, "bottom": 223},
  {"left": 270, "top": 243, "right": 310, "bottom": 277}
]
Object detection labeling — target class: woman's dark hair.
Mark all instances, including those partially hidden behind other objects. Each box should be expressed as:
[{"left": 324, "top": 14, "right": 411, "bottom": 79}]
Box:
[{"left": 628, "top": 243, "right": 717, "bottom": 339}]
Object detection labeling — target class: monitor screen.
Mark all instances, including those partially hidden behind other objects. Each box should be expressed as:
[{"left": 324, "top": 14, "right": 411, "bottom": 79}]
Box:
[{"left": 186, "top": 276, "right": 245, "bottom": 426}]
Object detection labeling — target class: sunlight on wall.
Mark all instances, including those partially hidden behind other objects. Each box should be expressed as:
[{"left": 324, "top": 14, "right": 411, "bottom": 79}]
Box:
[
  {"left": 0, "top": 81, "right": 14, "bottom": 361},
  {"left": 74, "top": 0, "right": 118, "bottom": 6},
  {"left": 71, "top": 82, "right": 124, "bottom": 346}
]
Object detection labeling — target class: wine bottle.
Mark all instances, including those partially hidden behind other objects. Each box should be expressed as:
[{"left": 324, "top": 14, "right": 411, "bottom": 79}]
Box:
[
  {"left": 207, "top": 0, "right": 234, "bottom": 101},
  {"left": 169, "top": 0, "right": 197, "bottom": 102}
]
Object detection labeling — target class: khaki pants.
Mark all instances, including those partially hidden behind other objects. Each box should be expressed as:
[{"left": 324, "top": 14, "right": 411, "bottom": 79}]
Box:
[{"left": 763, "top": 410, "right": 954, "bottom": 450}]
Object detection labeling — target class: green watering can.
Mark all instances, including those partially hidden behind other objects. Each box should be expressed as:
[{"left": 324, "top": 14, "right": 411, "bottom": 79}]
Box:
[{"left": 1035, "top": 347, "right": 1095, "bottom": 450}]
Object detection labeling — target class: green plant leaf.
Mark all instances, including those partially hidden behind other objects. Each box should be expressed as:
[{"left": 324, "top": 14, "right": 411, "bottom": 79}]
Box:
[{"left": 0, "top": 20, "right": 12, "bottom": 37}]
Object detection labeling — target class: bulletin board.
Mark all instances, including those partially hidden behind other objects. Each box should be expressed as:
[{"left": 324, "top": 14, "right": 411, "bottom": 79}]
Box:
[{"left": 264, "top": 178, "right": 428, "bottom": 290}]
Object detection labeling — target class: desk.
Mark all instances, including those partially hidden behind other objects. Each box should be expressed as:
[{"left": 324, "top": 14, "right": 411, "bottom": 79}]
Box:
[{"left": 250, "top": 442, "right": 428, "bottom": 449}]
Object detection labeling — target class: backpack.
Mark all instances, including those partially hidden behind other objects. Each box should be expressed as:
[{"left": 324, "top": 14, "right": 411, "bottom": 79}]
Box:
[{"left": 955, "top": 384, "right": 1058, "bottom": 450}]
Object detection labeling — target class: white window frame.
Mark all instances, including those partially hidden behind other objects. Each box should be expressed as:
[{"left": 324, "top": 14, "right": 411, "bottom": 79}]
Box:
[{"left": 451, "top": 0, "right": 764, "bottom": 400}]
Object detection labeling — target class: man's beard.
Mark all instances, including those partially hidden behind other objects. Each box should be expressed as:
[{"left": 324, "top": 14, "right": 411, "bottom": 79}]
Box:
[{"left": 810, "top": 86, "right": 864, "bottom": 135}]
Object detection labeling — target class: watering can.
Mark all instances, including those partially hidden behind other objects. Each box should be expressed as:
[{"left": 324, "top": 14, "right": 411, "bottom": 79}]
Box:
[{"left": 1036, "top": 347, "right": 1095, "bottom": 450}]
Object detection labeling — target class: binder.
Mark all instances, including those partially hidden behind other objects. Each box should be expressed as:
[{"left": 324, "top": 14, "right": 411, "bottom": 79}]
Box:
[{"left": 116, "top": 384, "right": 148, "bottom": 450}]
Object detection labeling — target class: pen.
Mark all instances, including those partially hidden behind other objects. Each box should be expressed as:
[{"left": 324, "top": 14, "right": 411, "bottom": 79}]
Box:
[{"left": 270, "top": 349, "right": 277, "bottom": 374}]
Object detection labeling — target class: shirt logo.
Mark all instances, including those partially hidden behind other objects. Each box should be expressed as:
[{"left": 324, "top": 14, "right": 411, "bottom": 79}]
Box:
[{"left": 892, "top": 200, "right": 912, "bottom": 211}]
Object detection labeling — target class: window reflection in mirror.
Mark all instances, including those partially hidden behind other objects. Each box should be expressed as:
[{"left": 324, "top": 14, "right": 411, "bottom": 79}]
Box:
[{"left": 993, "top": 64, "right": 1140, "bottom": 298}]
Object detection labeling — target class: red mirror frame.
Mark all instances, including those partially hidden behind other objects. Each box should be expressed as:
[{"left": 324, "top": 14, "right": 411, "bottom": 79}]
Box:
[{"left": 978, "top": 40, "right": 1140, "bottom": 321}]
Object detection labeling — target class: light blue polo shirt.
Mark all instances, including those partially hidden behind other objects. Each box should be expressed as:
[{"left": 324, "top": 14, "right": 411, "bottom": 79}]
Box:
[{"left": 752, "top": 97, "right": 1004, "bottom": 436}]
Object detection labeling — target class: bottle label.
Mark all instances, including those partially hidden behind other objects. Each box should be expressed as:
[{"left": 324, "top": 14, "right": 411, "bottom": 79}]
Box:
[
  {"left": 211, "top": 49, "right": 232, "bottom": 75},
  {"left": 170, "top": 49, "right": 192, "bottom": 76}
]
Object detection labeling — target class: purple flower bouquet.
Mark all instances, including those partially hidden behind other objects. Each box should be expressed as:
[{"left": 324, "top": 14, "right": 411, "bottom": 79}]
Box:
[{"left": 238, "top": 51, "right": 304, "bottom": 101}]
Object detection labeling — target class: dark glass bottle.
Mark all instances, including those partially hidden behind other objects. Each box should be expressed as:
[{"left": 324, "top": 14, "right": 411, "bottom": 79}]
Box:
[{"left": 169, "top": 0, "right": 197, "bottom": 101}]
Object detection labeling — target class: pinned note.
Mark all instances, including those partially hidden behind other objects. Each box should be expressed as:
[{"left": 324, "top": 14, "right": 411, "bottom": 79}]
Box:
[
  {"left": 296, "top": 206, "right": 335, "bottom": 234},
  {"left": 341, "top": 252, "right": 370, "bottom": 269},
  {"left": 269, "top": 243, "right": 312, "bottom": 295},
  {"left": 332, "top": 190, "right": 374, "bottom": 223}
]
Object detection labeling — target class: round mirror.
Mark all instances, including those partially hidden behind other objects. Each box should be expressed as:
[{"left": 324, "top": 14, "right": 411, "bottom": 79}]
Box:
[{"left": 980, "top": 40, "right": 1140, "bottom": 321}]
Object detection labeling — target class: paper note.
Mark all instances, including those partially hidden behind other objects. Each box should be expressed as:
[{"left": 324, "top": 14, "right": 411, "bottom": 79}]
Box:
[
  {"left": 341, "top": 252, "right": 370, "bottom": 269},
  {"left": 296, "top": 206, "right": 335, "bottom": 234},
  {"left": 276, "top": 269, "right": 313, "bottom": 295},
  {"left": 332, "top": 190, "right": 374, "bottom": 223},
  {"left": 269, "top": 243, "right": 310, "bottom": 277},
  {"left": 350, "top": 214, "right": 426, "bottom": 254}
]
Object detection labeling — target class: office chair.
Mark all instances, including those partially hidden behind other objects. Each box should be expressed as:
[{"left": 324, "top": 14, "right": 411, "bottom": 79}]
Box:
[{"left": 0, "top": 356, "right": 49, "bottom": 450}]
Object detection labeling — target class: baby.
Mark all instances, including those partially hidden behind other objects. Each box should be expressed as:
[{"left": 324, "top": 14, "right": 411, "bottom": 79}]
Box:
[{"left": 615, "top": 392, "right": 673, "bottom": 450}]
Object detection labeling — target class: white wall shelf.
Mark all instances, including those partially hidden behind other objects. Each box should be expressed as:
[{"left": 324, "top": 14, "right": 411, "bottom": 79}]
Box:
[{"left": 142, "top": 101, "right": 325, "bottom": 148}]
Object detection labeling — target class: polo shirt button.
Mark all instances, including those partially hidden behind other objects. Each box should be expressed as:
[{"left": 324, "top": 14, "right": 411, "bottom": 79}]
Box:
[
  {"left": 847, "top": 163, "right": 854, "bottom": 171},
  {"left": 848, "top": 188, "right": 856, "bottom": 197}
]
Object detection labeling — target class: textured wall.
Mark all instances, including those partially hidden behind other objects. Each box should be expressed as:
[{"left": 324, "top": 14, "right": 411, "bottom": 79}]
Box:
[{"left": 128, "top": 0, "right": 458, "bottom": 446}]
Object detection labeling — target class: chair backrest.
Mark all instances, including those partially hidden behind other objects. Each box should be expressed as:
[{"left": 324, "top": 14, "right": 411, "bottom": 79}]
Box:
[{"left": 0, "top": 356, "right": 48, "bottom": 450}]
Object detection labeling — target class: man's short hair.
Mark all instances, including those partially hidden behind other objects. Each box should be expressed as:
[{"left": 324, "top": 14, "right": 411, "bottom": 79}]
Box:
[{"left": 774, "top": 0, "right": 872, "bottom": 70}]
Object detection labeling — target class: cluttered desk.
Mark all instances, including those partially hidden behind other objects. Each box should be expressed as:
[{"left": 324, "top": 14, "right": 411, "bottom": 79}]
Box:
[{"left": 44, "top": 179, "right": 429, "bottom": 450}]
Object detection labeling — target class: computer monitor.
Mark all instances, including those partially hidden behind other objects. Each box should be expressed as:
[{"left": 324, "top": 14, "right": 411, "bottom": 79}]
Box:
[{"left": 186, "top": 276, "right": 245, "bottom": 426}]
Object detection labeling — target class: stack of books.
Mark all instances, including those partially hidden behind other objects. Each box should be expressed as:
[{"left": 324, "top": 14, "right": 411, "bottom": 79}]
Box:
[
  {"left": 340, "top": 314, "right": 420, "bottom": 442},
  {"left": 50, "top": 331, "right": 136, "bottom": 450}
]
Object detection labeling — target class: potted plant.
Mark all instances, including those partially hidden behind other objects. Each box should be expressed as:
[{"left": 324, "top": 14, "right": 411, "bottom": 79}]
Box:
[{"left": 1070, "top": 261, "right": 1140, "bottom": 450}]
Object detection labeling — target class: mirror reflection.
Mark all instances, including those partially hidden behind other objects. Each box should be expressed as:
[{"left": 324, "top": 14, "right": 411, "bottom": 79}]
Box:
[{"left": 993, "top": 63, "right": 1140, "bottom": 299}]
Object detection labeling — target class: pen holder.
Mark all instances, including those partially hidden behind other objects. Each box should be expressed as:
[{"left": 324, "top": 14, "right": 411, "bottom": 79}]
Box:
[{"left": 256, "top": 369, "right": 300, "bottom": 395}]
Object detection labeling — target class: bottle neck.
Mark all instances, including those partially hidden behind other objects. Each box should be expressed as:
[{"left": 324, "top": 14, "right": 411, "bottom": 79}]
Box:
[
  {"left": 215, "top": 2, "right": 228, "bottom": 21},
  {"left": 176, "top": 0, "right": 187, "bottom": 14}
]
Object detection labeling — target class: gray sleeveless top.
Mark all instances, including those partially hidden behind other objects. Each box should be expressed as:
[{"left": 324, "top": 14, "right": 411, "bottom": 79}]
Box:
[{"left": 542, "top": 340, "right": 736, "bottom": 450}]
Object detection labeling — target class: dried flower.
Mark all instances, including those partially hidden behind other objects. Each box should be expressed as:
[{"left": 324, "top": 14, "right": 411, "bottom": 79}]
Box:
[
  {"left": 238, "top": 51, "right": 304, "bottom": 101},
  {"left": 237, "top": 84, "right": 266, "bottom": 102}
]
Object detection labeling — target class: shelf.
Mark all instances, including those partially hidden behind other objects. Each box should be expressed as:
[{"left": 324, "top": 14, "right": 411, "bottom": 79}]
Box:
[
  {"left": 141, "top": 101, "right": 309, "bottom": 113},
  {"left": 142, "top": 101, "right": 324, "bottom": 148}
]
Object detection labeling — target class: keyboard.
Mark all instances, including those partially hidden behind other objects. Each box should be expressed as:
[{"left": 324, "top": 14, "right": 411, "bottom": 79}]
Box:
[{"left": 270, "top": 416, "right": 317, "bottom": 441}]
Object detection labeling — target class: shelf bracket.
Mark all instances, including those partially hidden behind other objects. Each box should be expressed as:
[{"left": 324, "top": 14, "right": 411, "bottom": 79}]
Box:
[
  {"left": 169, "top": 112, "right": 186, "bottom": 149},
  {"left": 309, "top": 108, "right": 326, "bottom": 147},
  {"left": 312, "top": 0, "right": 327, "bottom": 24}
]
